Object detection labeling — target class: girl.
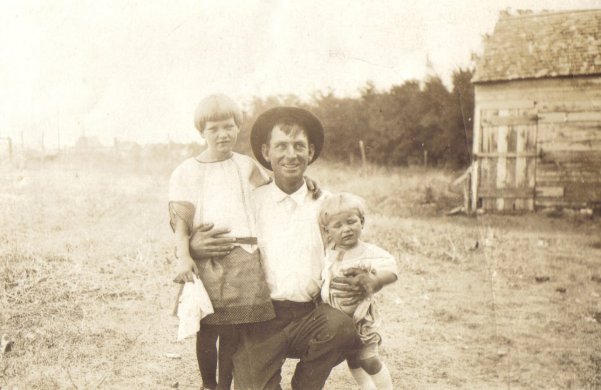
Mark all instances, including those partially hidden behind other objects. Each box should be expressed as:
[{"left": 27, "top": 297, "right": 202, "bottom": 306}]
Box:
[
  {"left": 169, "top": 94, "right": 275, "bottom": 390},
  {"left": 319, "top": 193, "right": 398, "bottom": 390}
]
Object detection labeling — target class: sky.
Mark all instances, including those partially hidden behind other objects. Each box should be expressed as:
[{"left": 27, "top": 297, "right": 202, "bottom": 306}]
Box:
[{"left": 1, "top": 0, "right": 600, "bottom": 148}]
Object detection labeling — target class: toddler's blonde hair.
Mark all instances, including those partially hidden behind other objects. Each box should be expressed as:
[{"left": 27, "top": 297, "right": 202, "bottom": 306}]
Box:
[
  {"left": 318, "top": 192, "right": 366, "bottom": 230},
  {"left": 194, "top": 94, "right": 243, "bottom": 132}
]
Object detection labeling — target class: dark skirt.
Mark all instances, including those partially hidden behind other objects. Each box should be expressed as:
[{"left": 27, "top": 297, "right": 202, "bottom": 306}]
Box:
[{"left": 196, "top": 247, "right": 275, "bottom": 325}]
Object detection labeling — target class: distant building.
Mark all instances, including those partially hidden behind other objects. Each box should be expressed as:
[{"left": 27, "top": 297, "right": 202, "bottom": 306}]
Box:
[
  {"left": 74, "top": 135, "right": 103, "bottom": 150},
  {"left": 113, "top": 138, "right": 141, "bottom": 159},
  {"left": 471, "top": 9, "right": 601, "bottom": 212}
]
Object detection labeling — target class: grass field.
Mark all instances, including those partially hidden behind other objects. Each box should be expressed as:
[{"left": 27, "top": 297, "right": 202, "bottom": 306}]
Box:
[{"left": 1, "top": 155, "right": 600, "bottom": 389}]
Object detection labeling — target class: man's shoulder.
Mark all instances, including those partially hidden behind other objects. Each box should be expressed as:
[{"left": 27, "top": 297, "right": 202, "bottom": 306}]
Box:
[{"left": 252, "top": 181, "right": 274, "bottom": 200}]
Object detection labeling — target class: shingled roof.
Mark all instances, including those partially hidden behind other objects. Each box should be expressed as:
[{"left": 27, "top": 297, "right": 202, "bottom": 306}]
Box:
[{"left": 473, "top": 9, "right": 601, "bottom": 83}]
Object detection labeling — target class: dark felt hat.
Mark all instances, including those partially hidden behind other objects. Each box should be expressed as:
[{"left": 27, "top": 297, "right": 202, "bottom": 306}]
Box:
[{"left": 250, "top": 106, "right": 324, "bottom": 170}]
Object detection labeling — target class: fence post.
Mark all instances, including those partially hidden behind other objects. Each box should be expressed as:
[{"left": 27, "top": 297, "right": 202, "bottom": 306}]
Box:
[
  {"left": 41, "top": 131, "right": 45, "bottom": 163},
  {"left": 359, "top": 140, "right": 367, "bottom": 168},
  {"left": 20, "top": 131, "right": 24, "bottom": 169}
]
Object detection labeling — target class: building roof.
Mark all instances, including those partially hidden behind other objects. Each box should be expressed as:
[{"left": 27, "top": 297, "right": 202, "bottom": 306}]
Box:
[{"left": 473, "top": 9, "right": 601, "bottom": 83}]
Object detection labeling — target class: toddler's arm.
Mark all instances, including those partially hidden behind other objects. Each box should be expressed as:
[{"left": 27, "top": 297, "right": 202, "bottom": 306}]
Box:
[{"left": 359, "top": 268, "right": 397, "bottom": 295}]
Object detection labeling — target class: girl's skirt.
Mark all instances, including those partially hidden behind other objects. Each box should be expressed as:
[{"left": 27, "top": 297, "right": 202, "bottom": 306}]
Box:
[{"left": 196, "top": 247, "right": 274, "bottom": 325}]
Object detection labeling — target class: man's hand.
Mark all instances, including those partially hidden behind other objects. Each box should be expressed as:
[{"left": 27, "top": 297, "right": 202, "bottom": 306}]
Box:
[
  {"left": 189, "top": 223, "right": 235, "bottom": 259},
  {"left": 304, "top": 175, "right": 322, "bottom": 200},
  {"left": 330, "top": 267, "right": 381, "bottom": 306}
]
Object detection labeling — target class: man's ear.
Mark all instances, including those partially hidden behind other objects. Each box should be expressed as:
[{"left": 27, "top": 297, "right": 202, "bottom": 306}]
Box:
[
  {"left": 360, "top": 216, "right": 365, "bottom": 227},
  {"left": 261, "top": 144, "right": 270, "bottom": 163},
  {"left": 308, "top": 144, "right": 315, "bottom": 161}
]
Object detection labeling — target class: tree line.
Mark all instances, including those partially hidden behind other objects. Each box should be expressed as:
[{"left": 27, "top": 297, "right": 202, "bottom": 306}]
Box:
[{"left": 236, "top": 68, "right": 474, "bottom": 168}]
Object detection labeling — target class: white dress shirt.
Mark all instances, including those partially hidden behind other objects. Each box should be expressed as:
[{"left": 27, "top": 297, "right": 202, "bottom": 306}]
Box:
[{"left": 253, "top": 181, "right": 327, "bottom": 302}]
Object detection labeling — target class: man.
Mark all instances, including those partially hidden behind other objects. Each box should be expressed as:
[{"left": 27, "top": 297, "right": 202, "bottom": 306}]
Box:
[
  {"left": 190, "top": 106, "right": 372, "bottom": 389},
  {"left": 234, "top": 106, "right": 359, "bottom": 389}
]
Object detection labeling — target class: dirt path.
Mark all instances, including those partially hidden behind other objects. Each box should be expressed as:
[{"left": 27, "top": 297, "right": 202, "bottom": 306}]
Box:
[{"left": 1, "top": 165, "right": 600, "bottom": 389}]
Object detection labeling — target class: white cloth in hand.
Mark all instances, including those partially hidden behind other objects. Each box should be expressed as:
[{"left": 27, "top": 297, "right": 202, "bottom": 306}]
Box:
[{"left": 177, "top": 275, "right": 214, "bottom": 341}]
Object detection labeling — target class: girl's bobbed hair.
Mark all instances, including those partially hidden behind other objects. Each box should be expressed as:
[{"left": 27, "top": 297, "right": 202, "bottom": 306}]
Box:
[
  {"left": 194, "top": 94, "right": 243, "bottom": 132},
  {"left": 318, "top": 192, "right": 366, "bottom": 229}
]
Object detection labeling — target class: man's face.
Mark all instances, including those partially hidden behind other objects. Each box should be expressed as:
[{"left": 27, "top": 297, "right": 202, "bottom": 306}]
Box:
[{"left": 261, "top": 125, "right": 315, "bottom": 184}]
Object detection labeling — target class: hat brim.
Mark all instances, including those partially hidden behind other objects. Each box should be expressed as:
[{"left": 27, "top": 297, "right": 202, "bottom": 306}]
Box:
[{"left": 250, "top": 106, "right": 324, "bottom": 170}]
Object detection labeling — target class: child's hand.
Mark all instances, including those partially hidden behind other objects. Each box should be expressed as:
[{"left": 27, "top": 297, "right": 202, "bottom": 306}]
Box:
[{"left": 174, "top": 256, "right": 198, "bottom": 284}]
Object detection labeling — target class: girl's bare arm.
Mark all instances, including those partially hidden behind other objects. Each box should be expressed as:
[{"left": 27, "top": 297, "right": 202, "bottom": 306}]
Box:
[{"left": 173, "top": 217, "right": 198, "bottom": 283}]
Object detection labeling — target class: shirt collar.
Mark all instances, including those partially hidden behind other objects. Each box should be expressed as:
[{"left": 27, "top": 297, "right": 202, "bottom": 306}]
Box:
[
  {"left": 333, "top": 240, "right": 366, "bottom": 259},
  {"left": 270, "top": 180, "right": 308, "bottom": 206}
]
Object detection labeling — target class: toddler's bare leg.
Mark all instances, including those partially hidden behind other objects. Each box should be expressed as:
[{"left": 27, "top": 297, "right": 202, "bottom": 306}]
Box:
[
  {"left": 347, "top": 355, "right": 376, "bottom": 390},
  {"left": 359, "top": 356, "right": 392, "bottom": 390}
]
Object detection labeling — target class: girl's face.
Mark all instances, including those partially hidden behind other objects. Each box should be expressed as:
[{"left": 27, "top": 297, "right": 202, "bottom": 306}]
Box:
[
  {"left": 202, "top": 117, "right": 239, "bottom": 158},
  {"left": 325, "top": 210, "right": 363, "bottom": 250}
]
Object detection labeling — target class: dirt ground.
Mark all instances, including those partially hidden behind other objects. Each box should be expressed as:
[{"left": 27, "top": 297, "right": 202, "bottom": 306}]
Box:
[{"left": 1, "top": 158, "right": 600, "bottom": 389}]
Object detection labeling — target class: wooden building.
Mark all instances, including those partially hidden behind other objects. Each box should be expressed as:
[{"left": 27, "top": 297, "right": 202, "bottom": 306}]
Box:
[{"left": 470, "top": 9, "right": 601, "bottom": 212}]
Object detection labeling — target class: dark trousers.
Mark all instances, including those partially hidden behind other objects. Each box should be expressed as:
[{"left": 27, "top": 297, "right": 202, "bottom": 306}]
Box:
[
  {"left": 197, "top": 324, "right": 241, "bottom": 390},
  {"left": 233, "top": 301, "right": 360, "bottom": 390}
]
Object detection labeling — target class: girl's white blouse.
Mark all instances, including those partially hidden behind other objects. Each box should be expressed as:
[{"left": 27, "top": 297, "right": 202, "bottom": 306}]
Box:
[{"left": 169, "top": 152, "right": 270, "bottom": 252}]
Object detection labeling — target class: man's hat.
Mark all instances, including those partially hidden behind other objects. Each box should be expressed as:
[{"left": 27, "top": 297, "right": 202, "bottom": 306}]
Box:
[{"left": 250, "top": 106, "right": 324, "bottom": 170}]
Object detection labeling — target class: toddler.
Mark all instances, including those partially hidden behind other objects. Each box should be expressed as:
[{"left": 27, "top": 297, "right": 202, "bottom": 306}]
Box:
[{"left": 319, "top": 193, "right": 398, "bottom": 390}]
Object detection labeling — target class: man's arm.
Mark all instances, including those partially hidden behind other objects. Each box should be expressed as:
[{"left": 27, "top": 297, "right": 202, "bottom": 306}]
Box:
[
  {"left": 304, "top": 175, "right": 322, "bottom": 199},
  {"left": 188, "top": 223, "right": 236, "bottom": 259}
]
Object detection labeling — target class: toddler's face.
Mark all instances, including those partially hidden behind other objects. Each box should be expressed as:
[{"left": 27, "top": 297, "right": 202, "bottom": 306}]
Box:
[
  {"left": 325, "top": 210, "right": 363, "bottom": 250},
  {"left": 202, "top": 117, "right": 239, "bottom": 156}
]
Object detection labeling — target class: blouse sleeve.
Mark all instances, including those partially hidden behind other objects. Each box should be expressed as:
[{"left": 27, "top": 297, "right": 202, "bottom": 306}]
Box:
[
  {"left": 168, "top": 162, "right": 196, "bottom": 232},
  {"left": 169, "top": 162, "right": 196, "bottom": 203}
]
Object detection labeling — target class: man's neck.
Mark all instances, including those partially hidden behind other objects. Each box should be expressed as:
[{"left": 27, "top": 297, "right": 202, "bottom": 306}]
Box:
[{"left": 274, "top": 177, "right": 304, "bottom": 194}]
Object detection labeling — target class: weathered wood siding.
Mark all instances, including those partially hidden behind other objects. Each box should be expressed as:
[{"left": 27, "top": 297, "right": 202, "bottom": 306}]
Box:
[
  {"left": 472, "top": 77, "right": 601, "bottom": 211},
  {"left": 476, "top": 110, "right": 537, "bottom": 211}
]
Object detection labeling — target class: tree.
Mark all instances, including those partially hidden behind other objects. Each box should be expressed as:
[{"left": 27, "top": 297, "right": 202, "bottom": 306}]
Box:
[
  {"left": 238, "top": 68, "right": 475, "bottom": 168},
  {"left": 449, "top": 67, "right": 475, "bottom": 167}
]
